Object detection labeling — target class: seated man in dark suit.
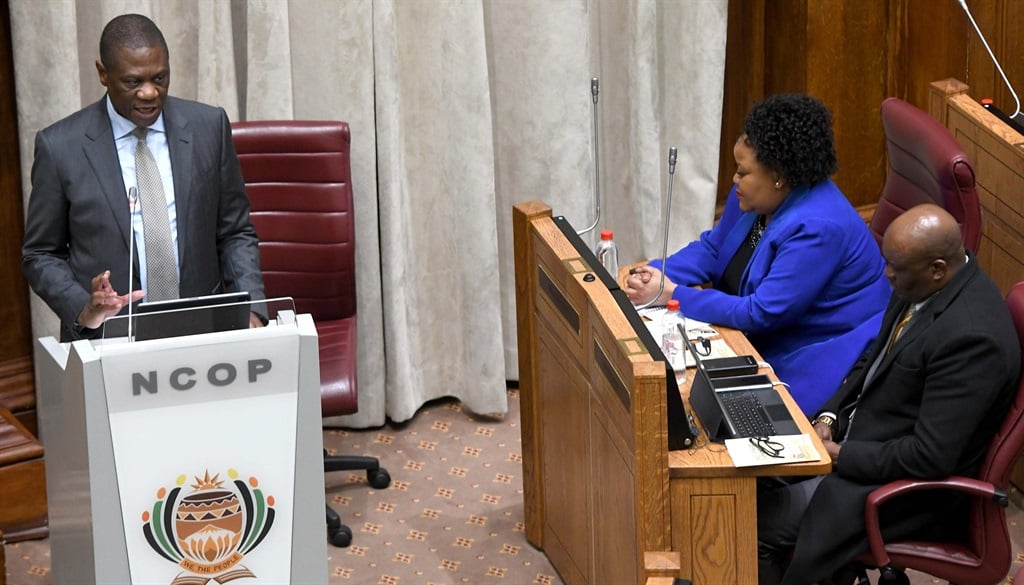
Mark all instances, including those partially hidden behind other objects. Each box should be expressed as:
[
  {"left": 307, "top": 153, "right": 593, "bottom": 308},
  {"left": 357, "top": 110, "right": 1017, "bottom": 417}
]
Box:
[{"left": 756, "top": 203, "right": 1022, "bottom": 585}]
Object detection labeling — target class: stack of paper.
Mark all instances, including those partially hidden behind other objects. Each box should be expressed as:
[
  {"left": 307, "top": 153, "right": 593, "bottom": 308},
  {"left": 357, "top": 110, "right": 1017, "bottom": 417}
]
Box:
[
  {"left": 725, "top": 434, "right": 822, "bottom": 467},
  {"left": 638, "top": 308, "right": 737, "bottom": 363}
]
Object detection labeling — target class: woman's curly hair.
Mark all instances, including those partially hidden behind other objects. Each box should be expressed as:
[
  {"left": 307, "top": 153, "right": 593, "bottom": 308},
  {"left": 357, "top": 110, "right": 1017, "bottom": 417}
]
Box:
[{"left": 743, "top": 94, "right": 838, "bottom": 188}]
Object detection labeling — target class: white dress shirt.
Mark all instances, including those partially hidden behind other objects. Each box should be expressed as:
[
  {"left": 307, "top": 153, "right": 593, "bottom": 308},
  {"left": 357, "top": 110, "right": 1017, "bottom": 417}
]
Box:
[{"left": 106, "top": 96, "right": 179, "bottom": 298}]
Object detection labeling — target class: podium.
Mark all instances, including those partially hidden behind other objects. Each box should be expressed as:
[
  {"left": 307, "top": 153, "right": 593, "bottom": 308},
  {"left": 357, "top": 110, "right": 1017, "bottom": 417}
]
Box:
[
  {"left": 34, "top": 310, "right": 328, "bottom": 584},
  {"left": 514, "top": 201, "right": 831, "bottom": 584}
]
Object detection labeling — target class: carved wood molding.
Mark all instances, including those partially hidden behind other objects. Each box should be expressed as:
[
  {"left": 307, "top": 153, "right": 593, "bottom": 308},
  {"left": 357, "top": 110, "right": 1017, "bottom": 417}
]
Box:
[
  {"left": 0, "top": 357, "right": 33, "bottom": 414},
  {"left": 0, "top": 407, "right": 41, "bottom": 467}
]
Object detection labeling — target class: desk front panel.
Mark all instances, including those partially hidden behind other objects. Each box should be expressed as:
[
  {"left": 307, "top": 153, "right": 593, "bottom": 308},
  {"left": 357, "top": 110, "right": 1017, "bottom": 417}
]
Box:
[
  {"left": 537, "top": 326, "right": 591, "bottom": 585},
  {"left": 528, "top": 227, "right": 645, "bottom": 585},
  {"left": 670, "top": 476, "right": 757, "bottom": 584}
]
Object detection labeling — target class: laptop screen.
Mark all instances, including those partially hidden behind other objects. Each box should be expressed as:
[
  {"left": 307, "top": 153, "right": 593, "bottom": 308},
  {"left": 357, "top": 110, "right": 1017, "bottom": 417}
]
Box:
[
  {"left": 612, "top": 289, "right": 695, "bottom": 450},
  {"left": 133, "top": 291, "right": 253, "bottom": 341},
  {"left": 681, "top": 326, "right": 731, "bottom": 441}
]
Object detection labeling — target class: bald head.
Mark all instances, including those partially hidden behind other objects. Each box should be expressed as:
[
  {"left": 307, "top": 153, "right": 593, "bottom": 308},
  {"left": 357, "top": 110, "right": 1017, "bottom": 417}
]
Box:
[{"left": 882, "top": 204, "right": 966, "bottom": 302}]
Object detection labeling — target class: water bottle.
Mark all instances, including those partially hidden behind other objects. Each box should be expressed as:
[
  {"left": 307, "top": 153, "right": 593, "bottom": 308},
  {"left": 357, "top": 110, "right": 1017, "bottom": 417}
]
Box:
[
  {"left": 594, "top": 229, "right": 619, "bottom": 280},
  {"left": 661, "top": 299, "right": 687, "bottom": 376}
]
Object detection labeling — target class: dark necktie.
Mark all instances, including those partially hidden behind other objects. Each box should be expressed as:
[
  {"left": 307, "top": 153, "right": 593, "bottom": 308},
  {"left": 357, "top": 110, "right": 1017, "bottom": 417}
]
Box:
[
  {"left": 843, "top": 304, "right": 918, "bottom": 439},
  {"left": 133, "top": 126, "right": 178, "bottom": 301}
]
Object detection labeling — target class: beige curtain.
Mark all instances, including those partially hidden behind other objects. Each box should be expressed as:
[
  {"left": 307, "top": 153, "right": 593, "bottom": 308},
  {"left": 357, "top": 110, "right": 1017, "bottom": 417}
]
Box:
[{"left": 11, "top": 0, "right": 728, "bottom": 428}]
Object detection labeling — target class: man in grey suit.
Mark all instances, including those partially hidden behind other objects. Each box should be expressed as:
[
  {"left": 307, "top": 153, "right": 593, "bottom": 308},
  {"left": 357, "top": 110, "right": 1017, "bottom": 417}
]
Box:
[
  {"left": 22, "top": 14, "right": 265, "bottom": 341},
  {"left": 757, "top": 203, "right": 1021, "bottom": 584}
]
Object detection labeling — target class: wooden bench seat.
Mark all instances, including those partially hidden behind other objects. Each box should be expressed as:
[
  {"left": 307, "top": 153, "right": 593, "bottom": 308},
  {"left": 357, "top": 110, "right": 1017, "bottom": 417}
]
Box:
[{"left": 0, "top": 407, "right": 47, "bottom": 541}]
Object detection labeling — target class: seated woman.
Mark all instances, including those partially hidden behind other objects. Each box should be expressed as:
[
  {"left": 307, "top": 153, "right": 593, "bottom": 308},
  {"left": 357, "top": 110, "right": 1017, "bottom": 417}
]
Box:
[{"left": 625, "top": 93, "right": 890, "bottom": 414}]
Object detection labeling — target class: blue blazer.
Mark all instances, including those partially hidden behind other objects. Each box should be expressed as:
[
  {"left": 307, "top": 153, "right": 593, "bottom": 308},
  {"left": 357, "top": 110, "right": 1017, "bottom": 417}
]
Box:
[{"left": 653, "top": 179, "right": 891, "bottom": 414}]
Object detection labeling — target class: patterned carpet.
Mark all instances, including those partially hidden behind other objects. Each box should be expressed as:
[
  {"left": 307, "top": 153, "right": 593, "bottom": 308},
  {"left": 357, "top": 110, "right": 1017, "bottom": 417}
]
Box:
[
  {"left": 5, "top": 388, "right": 1024, "bottom": 584},
  {"left": 4, "top": 389, "right": 563, "bottom": 585}
]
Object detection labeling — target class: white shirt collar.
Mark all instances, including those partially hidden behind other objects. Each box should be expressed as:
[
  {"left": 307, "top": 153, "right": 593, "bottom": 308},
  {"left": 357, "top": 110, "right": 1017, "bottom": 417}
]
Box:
[{"left": 105, "top": 95, "right": 166, "bottom": 138}]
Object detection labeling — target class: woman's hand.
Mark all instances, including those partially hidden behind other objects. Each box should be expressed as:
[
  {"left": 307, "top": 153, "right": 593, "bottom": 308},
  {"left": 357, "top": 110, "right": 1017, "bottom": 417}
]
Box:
[{"left": 624, "top": 266, "right": 676, "bottom": 306}]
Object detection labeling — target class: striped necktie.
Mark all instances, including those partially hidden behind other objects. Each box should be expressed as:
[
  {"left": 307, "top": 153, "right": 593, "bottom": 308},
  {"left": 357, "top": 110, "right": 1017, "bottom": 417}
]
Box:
[{"left": 133, "top": 126, "right": 179, "bottom": 301}]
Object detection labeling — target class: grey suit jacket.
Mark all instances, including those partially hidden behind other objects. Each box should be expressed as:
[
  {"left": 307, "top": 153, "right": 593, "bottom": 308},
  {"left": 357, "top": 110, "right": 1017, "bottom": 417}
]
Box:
[{"left": 22, "top": 96, "right": 265, "bottom": 341}]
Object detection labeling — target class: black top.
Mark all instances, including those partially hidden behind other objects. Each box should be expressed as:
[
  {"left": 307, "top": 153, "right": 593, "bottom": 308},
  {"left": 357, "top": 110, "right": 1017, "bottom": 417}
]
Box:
[{"left": 719, "top": 215, "right": 765, "bottom": 295}]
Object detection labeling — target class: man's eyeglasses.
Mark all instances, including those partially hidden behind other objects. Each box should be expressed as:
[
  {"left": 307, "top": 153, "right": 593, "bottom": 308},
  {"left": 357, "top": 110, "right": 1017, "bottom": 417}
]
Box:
[{"left": 749, "top": 436, "right": 784, "bottom": 459}]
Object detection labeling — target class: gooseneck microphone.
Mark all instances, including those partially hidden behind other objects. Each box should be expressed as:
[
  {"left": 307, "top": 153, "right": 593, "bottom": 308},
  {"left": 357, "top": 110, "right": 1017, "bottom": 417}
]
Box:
[
  {"left": 127, "top": 186, "right": 138, "bottom": 341},
  {"left": 577, "top": 77, "right": 602, "bottom": 235},
  {"left": 636, "top": 146, "right": 678, "bottom": 310},
  {"left": 957, "top": 0, "right": 1021, "bottom": 118}
]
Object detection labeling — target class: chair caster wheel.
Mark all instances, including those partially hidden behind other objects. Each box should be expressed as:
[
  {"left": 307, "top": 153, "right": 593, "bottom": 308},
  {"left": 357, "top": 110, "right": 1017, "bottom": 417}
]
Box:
[
  {"left": 328, "top": 524, "right": 352, "bottom": 547},
  {"left": 368, "top": 468, "right": 391, "bottom": 489},
  {"left": 879, "top": 566, "right": 910, "bottom": 585}
]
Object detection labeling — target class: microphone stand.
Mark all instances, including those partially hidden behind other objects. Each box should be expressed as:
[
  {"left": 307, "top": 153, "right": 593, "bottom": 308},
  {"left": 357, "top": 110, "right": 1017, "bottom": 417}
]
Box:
[
  {"left": 127, "top": 187, "right": 138, "bottom": 342},
  {"left": 577, "top": 77, "right": 602, "bottom": 235},
  {"left": 636, "top": 146, "right": 678, "bottom": 310},
  {"left": 958, "top": 0, "right": 1021, "bottom": 118}
]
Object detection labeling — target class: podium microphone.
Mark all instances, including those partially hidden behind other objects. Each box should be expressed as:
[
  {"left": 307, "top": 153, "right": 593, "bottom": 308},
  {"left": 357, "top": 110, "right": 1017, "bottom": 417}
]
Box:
[
  {"left": 127, "top": 186, "right": 138, "bottom": 341},
  {"left": 636, "top": 146, "right": 678, "bottom": 310},
  {"left": 577, "top": 77, "right": 602, "bottom": 235},
  {"left": 957, "top": 0, "right": 1021, "bottom": 118}
]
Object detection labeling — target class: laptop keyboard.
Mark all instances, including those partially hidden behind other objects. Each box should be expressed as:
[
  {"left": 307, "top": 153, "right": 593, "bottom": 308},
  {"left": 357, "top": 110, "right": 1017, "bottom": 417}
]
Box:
[{"left": 718, "top": 391, "right": 776, "bottom": 438}]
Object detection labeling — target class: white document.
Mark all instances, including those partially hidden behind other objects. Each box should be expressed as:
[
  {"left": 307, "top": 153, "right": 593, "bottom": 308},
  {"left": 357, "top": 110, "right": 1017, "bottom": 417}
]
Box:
[
  {"left": 641, "top": 315, "right": 736, "bottom": 364},
  {"left": 725, "top": 434, "right": 822, "bottom": 467}
]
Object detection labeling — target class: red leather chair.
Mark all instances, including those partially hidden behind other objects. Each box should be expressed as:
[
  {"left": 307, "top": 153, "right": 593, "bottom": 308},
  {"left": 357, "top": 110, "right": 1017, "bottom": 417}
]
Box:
[
  {"left": 869, "top": 97, "right": 983, "bottom": 252},
  {"left": 856, "top": 281, "right": 1024, "bottom": 585},
  {"left": 232, "top": 121, "right": 390, "bottom": 547}
]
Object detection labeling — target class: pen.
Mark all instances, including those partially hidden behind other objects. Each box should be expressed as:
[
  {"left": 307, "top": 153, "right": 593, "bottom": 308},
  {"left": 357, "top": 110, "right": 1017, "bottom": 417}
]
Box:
[{"left": 629, "top": 267, "right": 652, "bottom": 284}]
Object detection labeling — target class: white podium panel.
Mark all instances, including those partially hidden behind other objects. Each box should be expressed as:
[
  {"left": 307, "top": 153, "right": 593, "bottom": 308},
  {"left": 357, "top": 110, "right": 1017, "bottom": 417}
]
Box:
[{"left": 35, "top": 312, "right": 327, "bottom": 585}]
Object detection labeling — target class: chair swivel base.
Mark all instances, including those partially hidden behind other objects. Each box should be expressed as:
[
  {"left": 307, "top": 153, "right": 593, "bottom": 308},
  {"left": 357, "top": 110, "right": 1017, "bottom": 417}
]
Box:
[
  {"left": 853, "top": 564, "right": 909, "bottom": 585},
  {"left": 324, "top": 452, "right": 392, "bottom": 547}
]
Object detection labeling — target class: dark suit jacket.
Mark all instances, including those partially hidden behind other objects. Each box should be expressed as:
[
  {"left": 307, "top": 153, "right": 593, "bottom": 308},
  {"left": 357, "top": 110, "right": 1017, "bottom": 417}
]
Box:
[
  {"left": 781, "top": 252, "right": 1021, "bottom": 584},
  {"left": 22, "top": 96, "right": 265, "bottom": 341}
]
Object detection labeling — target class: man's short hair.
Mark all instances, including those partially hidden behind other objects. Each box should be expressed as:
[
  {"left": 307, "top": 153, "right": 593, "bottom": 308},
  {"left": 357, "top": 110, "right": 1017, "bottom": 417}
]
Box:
[{"left": 99, "top": 14, "right": 168, "bottom": 69}]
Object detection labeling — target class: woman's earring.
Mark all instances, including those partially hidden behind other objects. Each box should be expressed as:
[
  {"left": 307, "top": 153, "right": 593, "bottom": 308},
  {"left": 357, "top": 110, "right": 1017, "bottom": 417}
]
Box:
[{"left": 774, "top": 181, "right": 782, "bottom": 189}]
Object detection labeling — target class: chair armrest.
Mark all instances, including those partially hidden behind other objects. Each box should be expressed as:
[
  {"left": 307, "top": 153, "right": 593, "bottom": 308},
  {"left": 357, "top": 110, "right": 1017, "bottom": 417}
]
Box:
[{"left": 862, "top": 477, "right": 1007, "bottom": 568}]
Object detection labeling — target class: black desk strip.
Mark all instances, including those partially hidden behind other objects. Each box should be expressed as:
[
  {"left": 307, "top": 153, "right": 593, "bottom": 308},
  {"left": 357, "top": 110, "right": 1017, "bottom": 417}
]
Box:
[
  {"left": 538, "top": 266, "right": 579, "bottom": 334},
  {"left": 595, "top": 340, "right": 630, "bottom": 411}
]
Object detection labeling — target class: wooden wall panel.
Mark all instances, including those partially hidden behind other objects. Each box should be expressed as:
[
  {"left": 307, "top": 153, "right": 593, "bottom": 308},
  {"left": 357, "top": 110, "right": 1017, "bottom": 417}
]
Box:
[
  {"left": 721, "top": 0, "right": 890, "bottom": 210},
  {"left": 803, "top": 0, "right": 889, "bottom": 208},
  {"left": 720, "top": 0, "right": 1022, "bottom": 213},
  {"left": 894, "top": 0, "right": 969, "bottom": 109},
  {"left": 763, "top": 0, "right": 809, "bottom": 94},
  {"left": 0, "top": 0, "right": 35, "bottom": 437},
  {"left": 717, "top": 0, "right": 766, "bottom": 203},
  {"left": 0, "top": 0, "right": 30, "bottom": 362},
  {"left": 964, "top": 0, "right": 1024, "bottom": 115}
]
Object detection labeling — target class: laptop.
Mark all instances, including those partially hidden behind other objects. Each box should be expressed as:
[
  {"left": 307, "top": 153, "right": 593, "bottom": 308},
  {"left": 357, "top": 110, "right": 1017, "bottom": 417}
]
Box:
[{"left": 682, "top": 324, "right": 800, "bottom": 441}]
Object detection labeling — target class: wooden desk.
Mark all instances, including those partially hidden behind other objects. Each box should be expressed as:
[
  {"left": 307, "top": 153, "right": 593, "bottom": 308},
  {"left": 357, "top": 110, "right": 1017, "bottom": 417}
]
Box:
[
  {"left": 666, "top": 327, "right": 831, "bottom": 584},
  {"left": 514, "top": 201, "right": 831, "bottom": 585}
]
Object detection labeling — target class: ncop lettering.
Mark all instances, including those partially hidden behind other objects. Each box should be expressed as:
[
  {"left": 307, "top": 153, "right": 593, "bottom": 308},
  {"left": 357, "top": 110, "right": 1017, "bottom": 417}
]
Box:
[{"left": 132, "top": 359, "right": 272, "bottom": 395}]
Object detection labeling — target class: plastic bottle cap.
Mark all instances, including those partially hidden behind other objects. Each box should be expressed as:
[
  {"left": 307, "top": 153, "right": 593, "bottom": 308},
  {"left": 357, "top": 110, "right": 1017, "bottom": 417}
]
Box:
[
  {"left": 666, "top": 299, "right": 680, "bottom": 311},
  {"left": 600, "top": 229, "right": 613, "bottom": 240}
]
